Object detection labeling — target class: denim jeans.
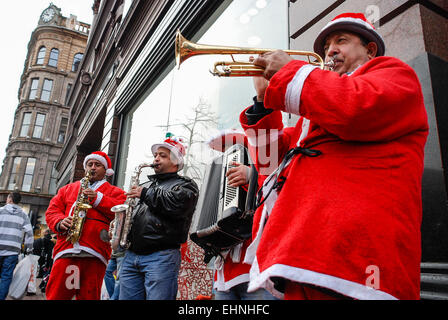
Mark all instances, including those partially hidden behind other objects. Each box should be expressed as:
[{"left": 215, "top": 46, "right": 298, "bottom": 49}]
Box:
[
  {"left": 104, "top": 256, "right": 124, "bottom": 300},
  {"left": 119, "top": 249, "right": 181, "bottom": 300},
  {"left": 0, "top": 255, "right": 19, "bottom": 300},
  {"left": 214, "top": 282, "right": 279, "bottom": 300}
]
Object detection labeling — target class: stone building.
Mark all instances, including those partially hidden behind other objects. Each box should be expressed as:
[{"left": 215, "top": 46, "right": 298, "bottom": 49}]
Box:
[
  {"left": 57, "top": 0, "right": 448, "bottom": 299},
  {"left": 0, "top": 4, "right": 90, "bottom": 233}
]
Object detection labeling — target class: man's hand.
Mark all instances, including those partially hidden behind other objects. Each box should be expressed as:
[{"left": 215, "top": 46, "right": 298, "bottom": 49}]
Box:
[
  {"left": 253, "top": 76, "right": 269, "bottom": 102},
  {"left": 253, "top": 50, "right": 293, "bottom": 80},
  {"left": 126, "top": 186, "right": 143, "bottom": 199},
  {"left": 83, "top": 188, "right": 97, "bottom": 200},
  {"left": 57, "top": 216, "right": 73, "bottom": 232},
  {"left": 226, "top": 162, "right": 250, "bottom": 187}
]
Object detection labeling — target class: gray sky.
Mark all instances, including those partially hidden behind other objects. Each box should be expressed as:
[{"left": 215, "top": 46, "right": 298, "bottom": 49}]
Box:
[{"left": 0, "top": 1, "right": 93, "bottom": 170}]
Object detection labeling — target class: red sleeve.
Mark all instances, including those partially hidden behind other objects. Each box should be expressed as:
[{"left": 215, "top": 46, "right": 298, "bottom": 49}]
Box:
[
  {"left": 240, "top": 107, "right": 297, "bottom": 177},
  {"left": 45, "top": 185, "right": 70, "bottom": 234},
  {"left": 92, "top": 185, "right": 127, "bottom": 220},
  {"left": 265, "top": 57, "right": 429, "bottom": 142}
]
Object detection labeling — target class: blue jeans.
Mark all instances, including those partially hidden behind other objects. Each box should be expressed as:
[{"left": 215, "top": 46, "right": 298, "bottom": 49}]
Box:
[
  {"left": 214, "top": 282, "right": 279, "bottom": 300},
  {"left": 0, "top": 255, "right": 19, "bottom": 300},
  {"left": 104, "top": 256, "right": 124, "bottom": 300},
  {"left": 119, "top": 249, "right": 181, "bottom": 300}
]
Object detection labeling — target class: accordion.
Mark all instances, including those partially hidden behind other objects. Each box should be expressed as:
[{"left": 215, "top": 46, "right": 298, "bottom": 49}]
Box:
[{"left": 190, "top": 144, "right": 258, "bottom": 263}]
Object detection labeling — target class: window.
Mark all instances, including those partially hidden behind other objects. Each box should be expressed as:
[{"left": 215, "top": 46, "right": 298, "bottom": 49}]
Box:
[
  {"left": 22, "top": 158, "right": 36, "bottom": 192},
  {"left": 29, "top": 78, "right": 39, "bottom": 100},
  {"left": 58, "top": 117, "right": 68, "bottom": 143},
  {"left": 65, "top": 83, "right": 72, "bottom": 104},
  {"left": 7, "top": 157, "right": 21, "bottom": 190},
  {"left": 32, "top": 113, "right": 46, "bottom": 139},
  {"left": 19, "top": 112, "right": 32, "bottom": 137},
  {"left": 72, "top": 53, "right": 83, "bottom": 72},
  {"left": 48, "top": 162, "right": 58, "bottom": 195},
  {"left": 36, "top": 46, "right": 46, "bottom": 65},
  {"left": 41, "top": 79, "right": 53, "bottom": 102},
  {"left": 48, "top": 48, "right": 59, "bottom": 67}
]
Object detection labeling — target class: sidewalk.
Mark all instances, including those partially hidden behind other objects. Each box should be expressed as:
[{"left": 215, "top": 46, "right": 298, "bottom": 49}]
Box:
[{"left": 6, "top": 278, "right": 46, "bottom": 300}]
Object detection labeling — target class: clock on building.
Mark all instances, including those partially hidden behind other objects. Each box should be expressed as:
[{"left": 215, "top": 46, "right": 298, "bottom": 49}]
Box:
[{"left": 41, "top": 7, "right": 56, "bottom": 23}]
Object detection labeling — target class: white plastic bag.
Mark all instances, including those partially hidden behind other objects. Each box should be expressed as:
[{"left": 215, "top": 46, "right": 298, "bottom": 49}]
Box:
[
  {"left": 26, "top": 255, "right": 40, "bottom": 294},
  {"left": 100, "top": 279, "right": 110, "bottom": 300},
  {"left": 7, "top": 254, "right": 39, "bottom": 299}
]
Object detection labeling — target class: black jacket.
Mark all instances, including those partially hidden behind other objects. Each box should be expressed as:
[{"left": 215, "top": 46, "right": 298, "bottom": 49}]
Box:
[{"left": 128, "top": 172, "right": 199, "bottom": 255}]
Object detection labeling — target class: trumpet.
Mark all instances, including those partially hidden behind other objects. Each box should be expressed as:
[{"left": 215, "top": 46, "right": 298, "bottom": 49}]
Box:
[{"left": 175, "top": 30, "right": 334, "bottom": 77}]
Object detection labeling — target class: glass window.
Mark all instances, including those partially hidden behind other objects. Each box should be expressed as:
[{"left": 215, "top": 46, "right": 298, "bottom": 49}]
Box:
[
  {"left": 29, "top": 78, "right": 39, "bottom": 100},
  {"left": 7, "top": 157, "right": 21, "bottom": 190},
  {"left": 36, "top": 46, "right": 46, "bottom": 65},
  {"left": 32, "top": 113, "right": 46, "bottom": 139},
  {"left": 72, "top": 53, "right": 83, "bottom": 72},
  {"left": 41, "top": 79, "right": 53, "bottom": 102},
  {"left": 119, "top": 0, "right": 288, "bottom": 189},
  {"left": 65, "top": 83, "right": 72, "bottom": 104},
  {"left": 48, "top": 48, "right": 59, "bottom": 67},
  {"left": 22, "top": 158, "right": 36, "bottom": 192},
  {"left": 48, "top": 161, "right": 58, "bottom": 195},
  {"left": 58, "top": 118, "right": 68, "bottom": 143},
  {"left": 19, "top": 112, "right": 32, "bottom": 137}
]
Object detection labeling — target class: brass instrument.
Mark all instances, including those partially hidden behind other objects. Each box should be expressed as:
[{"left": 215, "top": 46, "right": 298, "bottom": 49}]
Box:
[
  {"left": 110, "top": 163, "right": 155, "bottom": 251},
  {"left": 175, "top": 30, "right": 335, "bottom": 76},
  {"left": 66, "top": 171, "right": 93, "bottom": 244}
]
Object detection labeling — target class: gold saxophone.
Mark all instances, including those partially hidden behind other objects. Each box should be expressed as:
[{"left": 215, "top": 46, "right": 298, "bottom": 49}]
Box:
[
  {"left": 110, "top": 163, "right": 154, "bottom": 251},
  {"left": 66, "top": 170, "right": 93, "bottom": 244}
]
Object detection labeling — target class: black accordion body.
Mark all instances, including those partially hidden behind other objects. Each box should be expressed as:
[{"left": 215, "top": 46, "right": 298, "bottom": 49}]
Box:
[{"left": 190, "top": 144, "right": 258, "bottom": 263}]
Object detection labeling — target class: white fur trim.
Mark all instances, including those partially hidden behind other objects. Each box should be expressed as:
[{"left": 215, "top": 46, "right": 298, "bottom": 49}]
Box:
[
  {"left": 92, "top": 191, "right": 103, "bottom": 208},
  {"left": 285, "top": 65, "right": 318, "bottom": 115},
  {"left": 106, "top": 168, "right": 114, "bottom": 176},
  {"left": 83, "top": 154, "right": 110, "bottom": 171},
  {"left": 324, "top": 17, "right": 375, "bottom": 32},
  {"left": 247, "top": 260, "right": 397, "bottom": 300},
  {"left": 297, "top": 118, "right": 311, "bottom": 146},
  {"left": 53, "top": 245, "right": 108, "bottom": 266},
  {"left": 214, "top": 272, "right": 250, "bottom": 291}
]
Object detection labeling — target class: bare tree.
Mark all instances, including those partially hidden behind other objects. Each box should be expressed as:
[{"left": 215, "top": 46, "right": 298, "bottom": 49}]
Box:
[{"left": 159, "top": 98, "right": 218, "bottom": 185}]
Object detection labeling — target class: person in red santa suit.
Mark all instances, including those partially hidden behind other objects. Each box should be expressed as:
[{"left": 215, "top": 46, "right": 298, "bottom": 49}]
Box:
[
  {"left": 45, "top": 151, "right": 126, "bottom": 300},
  {"left": 240, "top": 12, "right": 429, "bottom": 300}
]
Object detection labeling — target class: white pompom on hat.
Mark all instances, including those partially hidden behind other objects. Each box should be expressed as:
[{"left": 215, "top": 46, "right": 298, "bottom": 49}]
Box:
[
  {"left": 313, "top": 12, "right": 385, "bottom": 59},
  {"left": 83, "top": 151, "right": 115, "bottom": 176}
]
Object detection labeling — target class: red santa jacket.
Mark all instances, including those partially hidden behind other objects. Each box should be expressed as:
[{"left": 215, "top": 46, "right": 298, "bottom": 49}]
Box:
[
  {"left": 46, "top": 179, "right": 126, "bottom": 265},
  {"left": 240, "top": 56, "right": 429, "bottom": 300}
]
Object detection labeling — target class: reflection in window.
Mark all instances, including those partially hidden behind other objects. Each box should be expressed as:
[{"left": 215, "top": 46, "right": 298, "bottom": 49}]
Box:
[
  {"left": 65, "top": 83, "right": 72, "bottom": 104},
  {"left": 120, "top": 0, "right": 288, "bottom": 189},
  {"left": 58, "top": 118, "right": 68, "bottom": 143},
  {"left": 19, "top": 112, "right": 32, "bottom": 137},
  {"left": 22, "top": 158, "right": 36, "bottom": 192},
  {"left": 48, "top": 48, "right": 59, "bottom": 67},
  {"left": 32, "top": 113, "right": 46, "bottom": 139},
  {"left": 36, "top": 46, "right": 46, "bottom": 64},
  {"left": 29, "top": 78, "right": 39, "bottom": 100},
  {"left": 72, "top": 53, "right": 83, "bottom": 72},
  {"left": 41, "top": 79, "right": 53, "bottom": 102},
  {"left": 7, "top": 157, "right": 21, "bottom": 190}
]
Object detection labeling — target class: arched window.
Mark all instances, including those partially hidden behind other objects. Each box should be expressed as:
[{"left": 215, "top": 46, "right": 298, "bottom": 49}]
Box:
[
  {"left": 36, "top": 46, "right": 46, "bottom": 65},
  {"left": 48, "top": 48, "right": 59, "bottom": 67},
  {"left": 72, "top": 53, "right": 83, "bottom": 72}
]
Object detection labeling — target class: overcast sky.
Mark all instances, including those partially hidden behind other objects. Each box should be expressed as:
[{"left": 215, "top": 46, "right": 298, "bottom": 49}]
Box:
[{"left": 0, "top": 1, "right": 94, "bottom": 171}]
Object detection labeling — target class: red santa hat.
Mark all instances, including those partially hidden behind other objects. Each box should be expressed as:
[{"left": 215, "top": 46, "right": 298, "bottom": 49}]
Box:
[
  {"left": 83, "top": 151, "right": 114, "bottom": 176},
  {"left": 151, "top": 136, "right": 186, "bottom": 171},
  {"left": 207, "top": 129, "right": 248, "bottom": 152},
  {"left": 313, "top": 12, "right": 385, "bottom": 58}
]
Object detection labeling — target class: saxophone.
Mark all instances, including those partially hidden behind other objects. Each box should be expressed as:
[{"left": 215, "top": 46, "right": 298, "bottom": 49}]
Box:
[
  {"left": 66, "top": 170, "right": 93, "bottom": 244},
  {"left": 110, "top": 163, "right": 154, "bottom": 251}
]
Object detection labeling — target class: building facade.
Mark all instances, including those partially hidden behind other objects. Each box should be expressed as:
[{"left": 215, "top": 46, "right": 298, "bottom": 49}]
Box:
[
  {"left": 0, "top": 4, "right": 90, "bottom": 234},
  {"left": 58, "top": 0, "right": 448, "bottom": 298}
]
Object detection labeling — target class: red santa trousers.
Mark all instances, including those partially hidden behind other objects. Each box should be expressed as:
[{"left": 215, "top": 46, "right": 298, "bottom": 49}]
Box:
[{"left": 46, "top": 257, "right": 106, "bottom": 300}]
